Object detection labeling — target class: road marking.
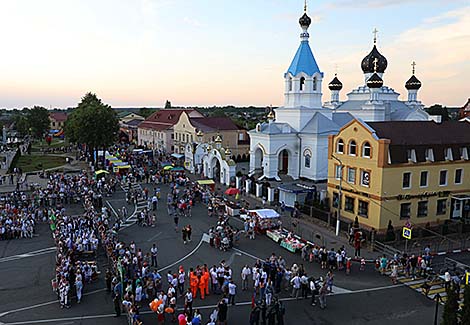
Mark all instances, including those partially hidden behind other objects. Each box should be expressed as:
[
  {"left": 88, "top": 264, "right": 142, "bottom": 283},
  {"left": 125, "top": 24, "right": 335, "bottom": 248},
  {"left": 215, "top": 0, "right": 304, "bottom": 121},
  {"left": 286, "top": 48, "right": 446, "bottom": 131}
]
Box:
[
  {"left": 0, "top": 284, "right": 406, "bottom": 324},
  {"left": 147, "top": 232, "right": 163, "bottom": 242},
  {"left": 158, "top": 236, "right": 205, "bottom": 272},
  {"left": 232, "top": 247, "right": 264, "bottom": 261},
  {"left": 0, "top": 247, "right": 56, "bottom": 263},
  {"left": 105, "top": 201, "right": 119, "bottom": 218},
  {"left": 0, "top": 288, "right": 106, "bottom": 318}
]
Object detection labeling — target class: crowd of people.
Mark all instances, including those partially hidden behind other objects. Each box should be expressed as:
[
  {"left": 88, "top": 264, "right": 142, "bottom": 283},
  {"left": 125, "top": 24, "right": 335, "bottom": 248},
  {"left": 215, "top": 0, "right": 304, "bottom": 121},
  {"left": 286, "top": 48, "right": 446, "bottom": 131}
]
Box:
[{"left": 49, "top": 171, "right": 117, "bottom": 308}]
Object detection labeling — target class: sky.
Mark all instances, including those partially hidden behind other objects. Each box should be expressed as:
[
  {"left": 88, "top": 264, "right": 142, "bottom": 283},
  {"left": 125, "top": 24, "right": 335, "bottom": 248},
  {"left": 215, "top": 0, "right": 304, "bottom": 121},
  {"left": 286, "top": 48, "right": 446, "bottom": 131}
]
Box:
[{"left": 0, "top": 0, "right": 468, "bottom": 109}]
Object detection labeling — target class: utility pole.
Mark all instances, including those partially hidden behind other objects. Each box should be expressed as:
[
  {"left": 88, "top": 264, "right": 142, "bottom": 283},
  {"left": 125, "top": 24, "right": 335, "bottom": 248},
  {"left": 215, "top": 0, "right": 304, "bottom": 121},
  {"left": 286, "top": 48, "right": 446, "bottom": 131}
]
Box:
[{"left": 331, "top": 155, "right": 343, "bottom": 237}]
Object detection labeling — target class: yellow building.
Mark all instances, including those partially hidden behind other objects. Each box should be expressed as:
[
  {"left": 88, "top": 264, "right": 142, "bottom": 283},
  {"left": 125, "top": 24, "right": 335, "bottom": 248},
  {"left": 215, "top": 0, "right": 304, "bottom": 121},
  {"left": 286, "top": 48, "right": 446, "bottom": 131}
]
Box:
[
  {"left": 172, "top": 111, "right": 250, "bottom": 159},
  {"left": 327, "top": 119, "right": 470, "bottom": 232}
]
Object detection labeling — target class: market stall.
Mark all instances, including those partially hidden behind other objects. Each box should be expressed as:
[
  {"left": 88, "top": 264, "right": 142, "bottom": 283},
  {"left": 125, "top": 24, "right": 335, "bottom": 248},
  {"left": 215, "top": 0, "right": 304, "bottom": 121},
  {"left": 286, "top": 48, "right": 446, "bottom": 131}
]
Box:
[
  {"left": 266, "top": 228, "right": 288, "bottom": 243},
  {"left": 197, "top": 179, "right": 216, "bottom": 192},
  {"left": 280, "top": 232, "right": 306, "bottom": 253},
  {"left": 241, "top": 209, "right": 282, "bottom": 232},
  {"left": 278, "top": 183, "right": 316, "bottom": 208}
]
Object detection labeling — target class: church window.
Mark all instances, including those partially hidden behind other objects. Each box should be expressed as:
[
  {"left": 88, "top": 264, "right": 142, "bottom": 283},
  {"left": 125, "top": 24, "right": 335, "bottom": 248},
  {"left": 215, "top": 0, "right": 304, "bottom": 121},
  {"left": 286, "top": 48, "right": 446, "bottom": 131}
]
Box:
[
  {"left": 336, "top": 139, "right": 344, "bottom": 154},
  {"left": 300, "top": 77, "right": 305, "bottom": 91},
  {"left": 362, "top": 142, "right": 371, "bottom": 158},
  {"left": 348, "top": 140, "right": 357, "bottom": 156},
  {"left": 313, "top": 76, "right": 317, "bottom": 91},
  {"left": 288, "top": 77, "right": 292, "bottom": 91},
  {"left": 305, "top": 154, "right": 311, "bottom": 168}
]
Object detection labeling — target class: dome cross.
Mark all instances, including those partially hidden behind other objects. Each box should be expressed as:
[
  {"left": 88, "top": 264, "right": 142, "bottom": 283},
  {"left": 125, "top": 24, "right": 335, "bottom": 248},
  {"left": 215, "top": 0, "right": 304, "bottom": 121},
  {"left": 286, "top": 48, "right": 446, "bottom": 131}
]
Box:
[
  {"left": 411, "top": 61, "right": 416, "bottom": 75},
  {"left": 373, "top": 28, "right": 378, "bottom": 44}
]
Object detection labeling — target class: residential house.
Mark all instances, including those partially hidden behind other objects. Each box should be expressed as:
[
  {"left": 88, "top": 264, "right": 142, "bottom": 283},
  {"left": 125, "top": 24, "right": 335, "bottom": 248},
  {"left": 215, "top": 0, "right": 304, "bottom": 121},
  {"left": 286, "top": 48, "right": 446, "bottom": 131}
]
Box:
[
  {"left": 137, "top": 109, "right": 203, "bottom": 152},
  {"left": 49, "top": 112, "right": 67, "bottom": 131}
]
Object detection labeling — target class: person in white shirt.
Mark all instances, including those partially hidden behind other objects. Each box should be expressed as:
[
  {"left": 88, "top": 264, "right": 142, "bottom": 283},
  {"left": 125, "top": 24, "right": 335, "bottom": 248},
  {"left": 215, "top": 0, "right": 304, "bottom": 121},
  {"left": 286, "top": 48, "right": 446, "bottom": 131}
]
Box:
[
  {"left": 228, "top": 280, "right": 237, "bottom": 305},
  {"left": 241, "top": 265, "right": 251, "bottom": 291},
  {"left": 290, "top": 275, "right": 301, "bottom": 299}
]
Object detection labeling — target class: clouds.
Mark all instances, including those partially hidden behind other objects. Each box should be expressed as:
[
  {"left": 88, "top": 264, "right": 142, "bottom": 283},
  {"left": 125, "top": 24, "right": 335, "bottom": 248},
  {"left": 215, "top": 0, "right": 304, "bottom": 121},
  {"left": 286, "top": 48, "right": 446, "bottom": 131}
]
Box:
[
  {"left": 317, "top": 5, "right": 469, "bottom": 106},
  {"left": 329, "top": 0, "right": 463, "bottom": 9}
]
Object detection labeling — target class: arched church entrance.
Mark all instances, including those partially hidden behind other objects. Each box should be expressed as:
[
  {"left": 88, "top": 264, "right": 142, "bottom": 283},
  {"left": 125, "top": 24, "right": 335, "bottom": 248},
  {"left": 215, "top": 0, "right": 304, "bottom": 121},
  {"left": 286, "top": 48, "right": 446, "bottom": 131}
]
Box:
[
  {"left": 211, "top": 157, "right": 221, "bottom": 182},
  {"left": 278, "top": 149, "right": 289, "bottom": 174},
  {"left": 254, "top": 147, "right": 264, "bottom": 172}
]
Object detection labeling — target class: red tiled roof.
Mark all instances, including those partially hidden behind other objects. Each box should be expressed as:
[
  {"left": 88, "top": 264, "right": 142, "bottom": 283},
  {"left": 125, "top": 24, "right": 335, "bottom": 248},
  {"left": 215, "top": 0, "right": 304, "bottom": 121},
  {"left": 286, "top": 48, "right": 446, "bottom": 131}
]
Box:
[
  {"left": 138, "top": 122, "right": 173, "bottom": 131},
  {"left": 49, "top": 112, "right": 67, "bottom": 122},
  {"left": 190, "top": 117, "right": 240, "bottom": 132},
  {"left": 139, "top": 109, "right": 195, "bottom": 131}
]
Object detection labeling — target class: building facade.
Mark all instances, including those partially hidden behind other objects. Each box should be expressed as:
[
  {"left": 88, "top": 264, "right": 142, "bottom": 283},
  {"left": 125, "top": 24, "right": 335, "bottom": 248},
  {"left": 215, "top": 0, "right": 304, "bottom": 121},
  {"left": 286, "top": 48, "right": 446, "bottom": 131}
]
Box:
[
  {"left": 137, "top": 109, "right": 203, "bottom": 152},
  {"left": 249, "top": 5, "right": 434, "bottom": 182},
  {"left": 173, "top": 112, "right": 249, "bottom": 157},
  {"left": 49, "top": 112, "right": 67, "bottom": 131},
  {"left": 327, "top": 119, "right": 470, "bottom": 231}
]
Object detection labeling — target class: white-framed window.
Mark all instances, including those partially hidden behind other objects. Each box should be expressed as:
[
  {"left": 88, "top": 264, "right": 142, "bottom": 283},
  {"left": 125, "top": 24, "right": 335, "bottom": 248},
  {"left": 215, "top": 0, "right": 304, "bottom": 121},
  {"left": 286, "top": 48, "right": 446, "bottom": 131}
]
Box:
[
  {"left": 445, "top": 148, "right": 453, "bottom": 161},
  {"left": 300, "top": 77, "right": 305, "bottom": 91},
  {"left": 336, "top": 139, "right": 344, "bottom": 154},
  {"left": 425, "top": 148, "right": 434, "bottom": 162},
  {"left": 455, "top": 169, "right": 463, "bottom": 184},
  {"left": 349, "top": 140, "right": 357, "bottom": 156},
  {"left": 460, "top": 147, "right": 469, "bottom": 160},
  {"left": 407, "top": 149, "right": 417, "bottom": 163},
  {"left": 335, "top": 165, "right": 343, "bottom": 180},
  {"left": 347, "top": 167, "right": 356, "bottom": 184},
  {"left": 420, "top": 171, "right": 428, "bottom": 187},
  {"left": 360, "top": 170, "right": 370, "bottom": 187},
  {"left": 362, "top": 142, "right": 371, "bottom": 158},
  {"left": 402, "top": 172, "right": 411, "bottom": 189},
  {"left": 305, "top": 154, "right": 311, "bottom": 168},
  {"left": 439, "top": 170, "right": 448, "bottom": 186}
]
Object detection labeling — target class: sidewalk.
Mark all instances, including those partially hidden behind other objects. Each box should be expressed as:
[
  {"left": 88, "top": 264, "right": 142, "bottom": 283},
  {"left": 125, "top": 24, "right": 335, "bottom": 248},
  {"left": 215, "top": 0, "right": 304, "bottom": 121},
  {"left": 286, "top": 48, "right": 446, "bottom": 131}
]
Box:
[{"left": 196, "top": 176, "right": 378, "bottom": 261}]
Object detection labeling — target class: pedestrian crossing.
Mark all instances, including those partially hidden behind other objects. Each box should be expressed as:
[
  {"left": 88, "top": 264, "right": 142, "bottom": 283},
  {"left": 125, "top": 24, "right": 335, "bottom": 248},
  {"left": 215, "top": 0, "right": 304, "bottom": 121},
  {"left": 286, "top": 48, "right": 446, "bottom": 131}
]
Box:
[
  {"left": 389, "top": 272, "right": 465, "bottom": 307},
  {"left": 120, "top": 182, "right": 147, "bottom": 228}
]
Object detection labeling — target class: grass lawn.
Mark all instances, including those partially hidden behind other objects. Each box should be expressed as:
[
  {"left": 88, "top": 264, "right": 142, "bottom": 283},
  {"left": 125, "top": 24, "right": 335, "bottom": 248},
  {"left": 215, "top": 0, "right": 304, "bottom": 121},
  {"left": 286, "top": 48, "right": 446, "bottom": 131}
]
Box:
[
  {"left": 31, "top": 138, "right": 68, "bottom": 151},
  {"left": 15, "top": 154, "right": 66, "bottom": 172}
]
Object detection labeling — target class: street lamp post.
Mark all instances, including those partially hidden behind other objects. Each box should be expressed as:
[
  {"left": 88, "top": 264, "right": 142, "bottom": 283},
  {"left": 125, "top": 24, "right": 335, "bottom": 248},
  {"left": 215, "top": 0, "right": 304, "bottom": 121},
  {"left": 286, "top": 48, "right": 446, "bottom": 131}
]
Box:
[
  {"left": 331, "top": 154, "right": 343, "bottom": 237},
  {"left": 434, "top": 293, "right": 440, "bottom": 325}
]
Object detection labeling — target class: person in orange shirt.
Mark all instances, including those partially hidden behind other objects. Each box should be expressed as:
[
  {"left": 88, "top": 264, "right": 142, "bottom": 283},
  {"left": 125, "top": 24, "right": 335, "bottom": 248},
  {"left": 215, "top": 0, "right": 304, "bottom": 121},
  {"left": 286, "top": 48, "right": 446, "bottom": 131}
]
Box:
[
  {"left": 202, "top": 265, "right": 210, "bottom": 296},
  {"left": 198, "top": 273, "right": 206, "bottom": 300},
  {"left": 189, "top": 269, "right": 199, "bottom": 298}
]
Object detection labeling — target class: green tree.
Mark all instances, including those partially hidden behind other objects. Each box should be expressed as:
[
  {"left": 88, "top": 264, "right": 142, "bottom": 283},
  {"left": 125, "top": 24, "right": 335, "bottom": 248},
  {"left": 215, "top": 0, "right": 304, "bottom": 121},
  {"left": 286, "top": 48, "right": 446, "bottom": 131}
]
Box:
[
  {"left": 461, "top": 284, "right": 470, "bottom": 324},
  {"left": 442, "top": 284, "right": 459, "bottom": 325},
  {"left": 426, "top": 104, "right": 450, "bottom": 121},
  {"left": 28, "top": 106, "right": 50, "bottom": 138},
  {"left": 65, "top": 93, "right": 119, "bottom": 165},
  {"left": 164, "top": 100, "right": 172, "bottom": 108},
  {"left": 139, "top": 107, "right": 155, "bottom": 118}
]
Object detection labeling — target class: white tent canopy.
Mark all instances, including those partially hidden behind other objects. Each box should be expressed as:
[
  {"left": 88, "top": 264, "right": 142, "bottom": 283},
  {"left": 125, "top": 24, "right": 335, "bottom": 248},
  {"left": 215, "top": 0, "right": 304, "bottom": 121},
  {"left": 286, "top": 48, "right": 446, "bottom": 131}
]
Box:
[{"left": 248, "top": 209, "right": 280, "bottom": 219}]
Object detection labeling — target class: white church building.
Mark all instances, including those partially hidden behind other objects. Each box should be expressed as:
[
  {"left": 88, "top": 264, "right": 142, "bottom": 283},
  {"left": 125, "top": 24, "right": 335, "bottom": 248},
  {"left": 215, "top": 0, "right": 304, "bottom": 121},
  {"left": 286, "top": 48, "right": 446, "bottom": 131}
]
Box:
[{"left": 249, "top": 5, "right": 431, "bottom": 182}]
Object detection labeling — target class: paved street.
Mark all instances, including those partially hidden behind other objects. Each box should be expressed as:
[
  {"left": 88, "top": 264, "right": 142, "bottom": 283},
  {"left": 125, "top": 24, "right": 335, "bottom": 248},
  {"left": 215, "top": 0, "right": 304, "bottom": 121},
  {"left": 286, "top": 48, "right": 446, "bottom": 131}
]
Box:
[{"left": 0, "top": 182, "right": 442, "bottom": 325}]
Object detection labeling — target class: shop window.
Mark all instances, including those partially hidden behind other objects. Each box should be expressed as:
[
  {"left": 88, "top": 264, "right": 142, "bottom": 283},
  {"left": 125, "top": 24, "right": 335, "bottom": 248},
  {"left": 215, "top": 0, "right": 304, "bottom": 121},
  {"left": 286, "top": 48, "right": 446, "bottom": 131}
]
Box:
[
  {"left": 345, "top": 196, "right": 354, "bottom": 213},
  {"left": 358, "top": 200, "right": 369, "bottom": 218},
  {"left": 400, "top": 203, "right": 411, "bottom": 219},
  {"left": 360, "top": 170, "right": 370, "bottom": 187},
  {"left": 437, "top": 199, "right": 447, "bottom": 215},
  {"left": 417, "top": 201, "right": 428, "bottom": 217}
]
